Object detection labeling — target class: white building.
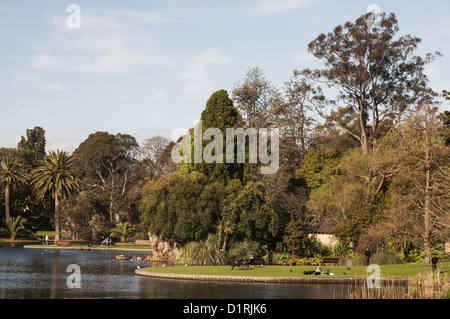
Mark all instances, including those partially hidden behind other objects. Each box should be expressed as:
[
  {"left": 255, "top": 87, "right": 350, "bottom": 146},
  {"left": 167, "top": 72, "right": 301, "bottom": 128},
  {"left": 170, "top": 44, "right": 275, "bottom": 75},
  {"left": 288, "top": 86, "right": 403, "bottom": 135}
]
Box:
[{"left": 307, "top": 217, "right": 339, "bottom": 247}]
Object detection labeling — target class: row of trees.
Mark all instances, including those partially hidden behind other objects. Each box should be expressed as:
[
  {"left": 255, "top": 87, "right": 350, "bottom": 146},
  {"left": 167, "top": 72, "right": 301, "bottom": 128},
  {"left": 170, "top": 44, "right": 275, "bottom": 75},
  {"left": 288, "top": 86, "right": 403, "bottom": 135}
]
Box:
[
  {"left": 1, "top": 12, "right": 448, "bottom": 263},
  {"left": 0, "top": 135, "right": 79, "bottom": 243},
  {"left": 139, "top": 12, "right": 449, "bottom": 263},
  {"left": 0, "top": 127, "right": 178, "bottom": 242}
]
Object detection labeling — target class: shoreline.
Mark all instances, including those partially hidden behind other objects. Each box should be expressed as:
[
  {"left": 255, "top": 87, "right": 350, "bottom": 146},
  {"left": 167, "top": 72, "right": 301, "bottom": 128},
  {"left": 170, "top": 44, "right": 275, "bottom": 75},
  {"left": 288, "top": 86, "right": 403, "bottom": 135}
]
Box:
[
  {"left": 23, "top": 245, "right": 153, "bottom": 252},
  {"left": 135, "top": 269, "right": 410, "bottom": 285}
]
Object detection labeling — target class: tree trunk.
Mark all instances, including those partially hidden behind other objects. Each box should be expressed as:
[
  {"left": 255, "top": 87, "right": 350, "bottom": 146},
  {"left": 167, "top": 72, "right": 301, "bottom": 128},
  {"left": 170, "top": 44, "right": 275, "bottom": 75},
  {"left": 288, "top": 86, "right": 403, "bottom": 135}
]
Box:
[
  {"left": 361, "top": 133, "right": 368, "bottom": 155},
  {"left": 109, "top": 194, "right": 114, "bottom": 223},
  {"left": 372, "top": 101, "right": 379, "bottom": 152},
  {"left": 5, "top": 182, "right": 10, "bottom": 221},
  {"left": 217, "top": 231, "right": 222, "bottom": 252},
  {"left": 54, "top": 193, "right": 60, "bottom": 245},
  {"left": 423, "top": 134, "right": 432, "bottom": 265},
  {"left": 359, "top": 104, "right": 368, "bottom": 155},
  {"left": 222, "top": 233, "right": 228, "bottom": 251}
]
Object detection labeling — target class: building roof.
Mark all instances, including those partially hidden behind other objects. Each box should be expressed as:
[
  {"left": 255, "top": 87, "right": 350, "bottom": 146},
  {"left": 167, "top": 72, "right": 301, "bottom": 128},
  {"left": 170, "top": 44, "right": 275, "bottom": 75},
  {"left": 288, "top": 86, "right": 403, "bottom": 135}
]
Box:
[{"left": 307, "top": 216, "right": 335, "bottom": 234}]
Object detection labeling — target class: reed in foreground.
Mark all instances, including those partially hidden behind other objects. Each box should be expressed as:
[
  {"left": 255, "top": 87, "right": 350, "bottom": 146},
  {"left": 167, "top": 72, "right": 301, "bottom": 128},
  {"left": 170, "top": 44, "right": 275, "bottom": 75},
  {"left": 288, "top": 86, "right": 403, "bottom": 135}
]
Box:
[{"left": 348, "top": 272, "right": 449, "bottom": 299}]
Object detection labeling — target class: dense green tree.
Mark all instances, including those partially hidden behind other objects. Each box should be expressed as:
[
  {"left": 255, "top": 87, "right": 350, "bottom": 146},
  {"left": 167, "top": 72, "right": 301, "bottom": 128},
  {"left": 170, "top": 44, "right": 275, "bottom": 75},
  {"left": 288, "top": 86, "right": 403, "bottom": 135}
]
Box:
[
  {"left": 17, "top": 126, "right": 46, "bottom": 168},
  {"left": 71, "top": 132, "right": 140, "bottom": 224},
  {"left": 1, "top": 140, "right": 52, "bottom": 230},
  {"left": 185, "top": 90, "right": 244, "bottom": 184},
  {"left": 305, "top": 147, "right": 394, "bottom": 244},
  {"left": 31, "top": 150, "right": 80, "bottom": 244},
  {"left": 296, "top": 148, "right": 341, "bottom": 190},
  {"left": 60, "top": 131, "right": 141, "bottom": 240},
  {"left": 73, "top": 132, "right": 137, "bottom": 182},
  {"left": 283, "top": 219, "right": 307, "bottom": 256},
  {"left": 309, "top": 112, "right": 363, "bottom": 153},
  {"left": 221, "top": 180, "right": 280, "bottom": 245},
  {"left": 140, "top": 171, "right": 222, "bottom": 245},
  {"left": 60, "top": 190, "right": 108, "bottom": 240}
]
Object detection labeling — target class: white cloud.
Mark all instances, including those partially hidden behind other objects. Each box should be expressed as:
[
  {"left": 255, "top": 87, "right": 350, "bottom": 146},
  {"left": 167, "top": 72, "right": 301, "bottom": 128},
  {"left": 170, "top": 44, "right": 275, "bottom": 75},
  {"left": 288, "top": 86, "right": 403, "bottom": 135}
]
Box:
[
  {"left": 12, "top": 73, "right": 42, "bottom": 85},
  {"left": 11, "top": 72, "right": 66, "bottom": 91},
  {"left": 291, "top": 51, "right": 314, "bottom": 62},
  {"left": 30, "top": 10, "right": 174, "bottom": 75},
  {"left": 46, "top": 83, "right": 66, "bottom": 91},
  {"left": 111, "top": 10, "right": 176, "bottom": 24},
  {"left": 0, "top": 131, "right": 21, "bottom": 149},
  {"left": 31, "top": 53, "right": 65, "bottom": 70},
  {"left": 180, "top": 46, "right": 231, "bottom": 98},
  {"left": 18, "top": 109, "right": 41, "bottom": 117},
  {"left": 143, "top": 90, "right": 166, "bottom": 100},
  {"left": 44, "top": 127, "right": 92, "bottom": 153},
  {"left": 253, "top": 0, "right": 318, "bottom": 15}
]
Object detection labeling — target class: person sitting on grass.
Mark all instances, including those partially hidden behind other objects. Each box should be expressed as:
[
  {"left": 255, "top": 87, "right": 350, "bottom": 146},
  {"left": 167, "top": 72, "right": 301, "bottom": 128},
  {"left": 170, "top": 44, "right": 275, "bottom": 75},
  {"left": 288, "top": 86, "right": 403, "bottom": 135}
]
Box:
[
  {"left": 314, "top": 263, "right": 323, "bottom": 275},
  {"left": 231, "top": 257, "right": 243, "bottom": 270},
  {"left": 244, "top": 255, "right": 254, "bottom": 267}
]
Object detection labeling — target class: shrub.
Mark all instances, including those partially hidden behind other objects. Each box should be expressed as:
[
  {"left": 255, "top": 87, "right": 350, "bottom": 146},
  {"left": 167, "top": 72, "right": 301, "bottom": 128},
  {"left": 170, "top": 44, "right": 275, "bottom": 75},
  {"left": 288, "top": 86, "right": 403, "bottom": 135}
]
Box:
[
  {"left": 4, "top": 216, "right": 27, "bottom": 240},
  {"left": 303, "top": 237, "right": 331, "bottom": 258},
  {"left": 330, "top": 241, "right": 352, "bottom": 257},
  {"left": 110, "top": 222, "right": 136, "bottom": 243},
  {"left": 228, "top": 239, "right": 264, "bottom": 260},
  {"left": 371, "top": 251, "right": 403, "bottom": 265},
  {"left": 175, "top": 234, "right": 221, "bottom": 266},
  {"left": 400, "top": 250, "right": 425, "bottom": 263},
  {"left": 339, "top": 254, "right": 364, "bottom": 266}
]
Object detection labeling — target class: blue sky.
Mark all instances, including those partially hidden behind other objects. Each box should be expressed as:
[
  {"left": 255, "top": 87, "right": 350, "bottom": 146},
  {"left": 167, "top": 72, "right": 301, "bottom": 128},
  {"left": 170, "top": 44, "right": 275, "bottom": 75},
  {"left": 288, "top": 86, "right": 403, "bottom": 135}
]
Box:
[{"left": 0, "top": 0, "right": 449, "bottom": 152}]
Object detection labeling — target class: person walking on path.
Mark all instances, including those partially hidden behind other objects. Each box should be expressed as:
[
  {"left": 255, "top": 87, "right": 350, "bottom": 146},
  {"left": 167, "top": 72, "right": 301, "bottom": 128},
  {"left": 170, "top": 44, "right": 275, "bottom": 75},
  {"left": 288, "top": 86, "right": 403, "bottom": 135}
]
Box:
[
  {"left": 431, "top": 255, "right": 439, "bottom": 273},
  {"left": 365, "top": 248, "right": 372, "bottom": 266},
  {"left": 268, "top": 250, "right": 273, "bottom": 265}
]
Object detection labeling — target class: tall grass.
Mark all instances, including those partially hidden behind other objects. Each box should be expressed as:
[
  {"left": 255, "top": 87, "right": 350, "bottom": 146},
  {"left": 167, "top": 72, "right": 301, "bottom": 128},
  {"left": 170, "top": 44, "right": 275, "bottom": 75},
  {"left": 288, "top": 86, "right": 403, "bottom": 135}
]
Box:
[
  {"left": 171, "top": 234, "right": 221, "bottom": 266},
  {"left": 348, "top": 271, "right": 450, "bottom": 299}
]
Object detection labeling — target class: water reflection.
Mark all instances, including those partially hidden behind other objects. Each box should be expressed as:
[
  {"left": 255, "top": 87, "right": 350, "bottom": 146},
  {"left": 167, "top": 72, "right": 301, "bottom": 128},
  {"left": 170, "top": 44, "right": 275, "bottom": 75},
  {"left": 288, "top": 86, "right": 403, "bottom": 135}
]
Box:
[{"left": 0, "top": 244, "right": 349, "bottom": 299}]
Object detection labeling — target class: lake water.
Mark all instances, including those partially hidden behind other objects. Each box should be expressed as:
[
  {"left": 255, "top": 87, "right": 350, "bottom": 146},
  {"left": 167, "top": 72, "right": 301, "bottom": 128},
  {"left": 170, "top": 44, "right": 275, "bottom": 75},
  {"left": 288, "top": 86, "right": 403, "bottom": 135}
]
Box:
[{"left": 0, "top": 244, "right": 350, "bottom": 299}]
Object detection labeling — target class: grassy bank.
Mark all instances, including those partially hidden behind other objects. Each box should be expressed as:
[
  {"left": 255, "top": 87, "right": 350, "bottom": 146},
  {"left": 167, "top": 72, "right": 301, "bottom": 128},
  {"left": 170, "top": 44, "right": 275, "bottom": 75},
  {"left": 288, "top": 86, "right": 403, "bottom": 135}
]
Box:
[{"left": 140, "top": 261, "right": 450, "bottom": 278}]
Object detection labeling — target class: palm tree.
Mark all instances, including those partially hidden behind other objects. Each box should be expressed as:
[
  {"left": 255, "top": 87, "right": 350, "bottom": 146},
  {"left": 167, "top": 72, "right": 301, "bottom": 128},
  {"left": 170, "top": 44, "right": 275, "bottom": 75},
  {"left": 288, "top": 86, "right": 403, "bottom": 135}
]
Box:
[
  {"left": 110, "top": 222, "right": 136, "bottom": 243},
  {"left": 222, "top": 222, "right": 234, "bottom": 251},
  {"left": 31, "top": 150, "right": 80, "bottom": 244},
  {"left": 216, "top": 221, "right": 224, "bottom": 252},
  {"left": 0, "top": 156, "right": 28, "bottom": 221}
]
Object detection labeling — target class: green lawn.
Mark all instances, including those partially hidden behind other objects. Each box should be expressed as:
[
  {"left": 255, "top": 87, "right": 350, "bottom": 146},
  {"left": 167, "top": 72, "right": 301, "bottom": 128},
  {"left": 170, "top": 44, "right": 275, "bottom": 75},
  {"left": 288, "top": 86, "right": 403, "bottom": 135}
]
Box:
[{"left": 141, "top": 262, "right": 450, "bottom": 278}]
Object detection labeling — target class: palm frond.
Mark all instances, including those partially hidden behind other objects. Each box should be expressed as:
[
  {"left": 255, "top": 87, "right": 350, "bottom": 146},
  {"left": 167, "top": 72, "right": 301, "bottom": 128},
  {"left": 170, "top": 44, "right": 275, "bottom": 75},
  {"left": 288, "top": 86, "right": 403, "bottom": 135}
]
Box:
[
  {"left": 0, "top": 156, "right": 28, "bottom": 187},
  {"left": 31, "top": 150, "right": 80, "bottom": 200}
]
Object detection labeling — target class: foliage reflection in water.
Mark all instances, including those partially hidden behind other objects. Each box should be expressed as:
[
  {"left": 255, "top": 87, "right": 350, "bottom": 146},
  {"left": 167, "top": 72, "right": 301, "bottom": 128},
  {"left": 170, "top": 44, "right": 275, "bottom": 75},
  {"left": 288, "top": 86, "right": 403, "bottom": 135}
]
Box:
[{"left": 0, "top": 245, "right": 349, "bottom": 299}]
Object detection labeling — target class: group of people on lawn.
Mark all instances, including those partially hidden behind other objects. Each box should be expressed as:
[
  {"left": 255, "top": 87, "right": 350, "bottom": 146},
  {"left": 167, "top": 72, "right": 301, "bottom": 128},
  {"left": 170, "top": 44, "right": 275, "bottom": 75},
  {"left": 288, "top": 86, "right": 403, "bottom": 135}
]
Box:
[{"left": 231, "top": 248, "right": 376, "bottom": 276}]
